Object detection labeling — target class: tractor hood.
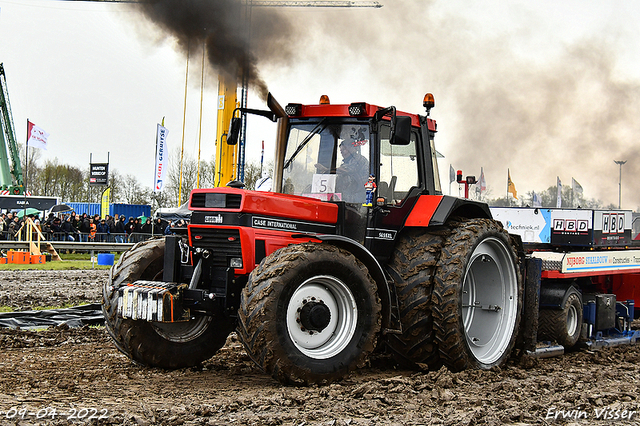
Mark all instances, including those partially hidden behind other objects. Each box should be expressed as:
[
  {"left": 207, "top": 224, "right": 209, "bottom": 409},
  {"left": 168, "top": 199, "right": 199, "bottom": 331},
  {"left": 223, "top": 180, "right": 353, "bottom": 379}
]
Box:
[{"left": 189, "top": 188, "right": 338, "bottom": 225}]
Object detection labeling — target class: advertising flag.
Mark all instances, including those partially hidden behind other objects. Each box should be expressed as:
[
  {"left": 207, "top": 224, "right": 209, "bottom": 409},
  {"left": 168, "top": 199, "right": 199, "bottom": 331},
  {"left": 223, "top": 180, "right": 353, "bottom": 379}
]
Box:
[
  {"left": 507, "top": 169, "right": 517, "bottom": 199},
  {"left": 478, "top": 167, "right": 487, "bottom": 193},
  {"left": 557, "top": 177, "right": 562, "bottom": 208},
  {"left": 101, "top": 187, "right": 111, "bottom": 218},
  {"left": 26, "top": 120, "right": 49, "bottom": 150},
  {"left": 532, "top": 191, "right": 542, "bottom": 207},
  {"left": 154, "top": 124, "right": 169, "bottom": 193},
  {"left": 572, "top": 177, "right": 583, "bottom": 197}
]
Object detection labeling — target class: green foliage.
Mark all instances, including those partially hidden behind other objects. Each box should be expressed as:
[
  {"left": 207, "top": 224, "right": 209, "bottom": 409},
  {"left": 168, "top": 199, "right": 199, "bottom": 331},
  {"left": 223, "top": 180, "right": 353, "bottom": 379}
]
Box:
[{"left": 21, "top": 143, "right": 269, "bottom": 207}]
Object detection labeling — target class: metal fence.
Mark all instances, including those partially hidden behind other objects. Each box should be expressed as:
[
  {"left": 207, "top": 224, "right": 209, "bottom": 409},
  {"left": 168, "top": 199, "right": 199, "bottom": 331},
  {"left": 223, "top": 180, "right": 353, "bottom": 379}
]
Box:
[{"left": 0, "top": 230, "right": 158, "bottom": 244}]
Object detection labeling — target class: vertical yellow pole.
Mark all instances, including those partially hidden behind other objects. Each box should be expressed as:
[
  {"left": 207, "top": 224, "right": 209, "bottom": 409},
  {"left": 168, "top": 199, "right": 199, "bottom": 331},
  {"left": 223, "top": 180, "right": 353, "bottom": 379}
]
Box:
[
  {"left": 197, "top": 43, "right": 205, "bottom": 189},
  {"left": 178, "top": 47, "right": 189, "bottom": 204},
  {"left": 215, "top": 74, "right": 238, "bottom": 187}
]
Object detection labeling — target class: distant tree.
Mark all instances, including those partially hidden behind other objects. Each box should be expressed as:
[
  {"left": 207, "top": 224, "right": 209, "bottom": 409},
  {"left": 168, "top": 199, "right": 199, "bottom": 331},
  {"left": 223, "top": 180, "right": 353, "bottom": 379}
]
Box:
[
  {"left": 165, "top": 148, "right": 198, "bottom": 206},
  {"left": 119, "top": 174, "right": 151, "bottom": 205}
]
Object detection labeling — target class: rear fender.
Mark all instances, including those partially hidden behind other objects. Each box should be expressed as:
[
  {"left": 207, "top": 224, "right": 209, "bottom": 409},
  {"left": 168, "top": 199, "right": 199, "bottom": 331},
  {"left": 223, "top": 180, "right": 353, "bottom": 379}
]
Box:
[{"left": 404, "top": 195, "right": 492, "bottom": 227}]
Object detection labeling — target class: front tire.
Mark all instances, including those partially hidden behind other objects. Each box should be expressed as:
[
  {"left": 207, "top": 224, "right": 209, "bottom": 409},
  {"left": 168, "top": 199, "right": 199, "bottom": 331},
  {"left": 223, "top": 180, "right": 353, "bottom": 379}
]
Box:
[
  {"left": 432, "top": 218, "right": 522, "bottom": 371},
  {"left": 237, "top": 243, "right": 381, "bottom": 385},
  {"left": 102, "top": 238, "right": 234, "bottom": 368}
]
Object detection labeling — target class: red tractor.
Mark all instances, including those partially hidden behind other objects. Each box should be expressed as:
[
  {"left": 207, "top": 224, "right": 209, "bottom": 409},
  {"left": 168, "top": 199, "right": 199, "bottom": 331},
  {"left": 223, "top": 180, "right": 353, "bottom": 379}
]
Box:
[{"left": 103, "top": 93, "right": 522, "bottom": 385}]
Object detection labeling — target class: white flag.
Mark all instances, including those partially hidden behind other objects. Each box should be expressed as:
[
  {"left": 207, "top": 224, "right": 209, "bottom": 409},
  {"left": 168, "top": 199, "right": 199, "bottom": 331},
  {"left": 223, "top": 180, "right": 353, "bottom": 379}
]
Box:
[
  {"left": 556, "top": 177, "right": 562, "bottom": 208},
  {"left": 572, "top": 177, "right": 583, "bottom": 196},
  {"left": 27, "top": 120, "right": 49, "bottom": 150},
  {"left": 154, "top": 124, "right": 169, "bottom": 192}
]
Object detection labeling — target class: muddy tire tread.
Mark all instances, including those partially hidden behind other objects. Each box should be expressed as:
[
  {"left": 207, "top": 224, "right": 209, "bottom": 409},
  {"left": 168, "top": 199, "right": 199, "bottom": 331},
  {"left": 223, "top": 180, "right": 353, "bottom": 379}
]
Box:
[
  {"left": 432, "top": 218, "right": 522, "bottom": 372},
  {"left": 538, "top": 292, "right": 582, "bottom": 348},
  {"left": 237, "top": 243, "right": 381, "bottom": 385},
  {"left": 385, "top": 230, "right": 444, "bottom": 369}
]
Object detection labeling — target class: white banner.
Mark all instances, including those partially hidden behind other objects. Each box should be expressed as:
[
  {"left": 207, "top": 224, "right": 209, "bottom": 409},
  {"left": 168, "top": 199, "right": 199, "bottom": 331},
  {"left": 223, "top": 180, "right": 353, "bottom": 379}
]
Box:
[
  {"left": 154, "top": 124, "right": 168, "bottom": 193},
  {"left": 562, "top": 250, "right": 640, "bottom": 274},
  {"left": 27, "top": 120, "right": 49, "bottom": 150},
  {"left": 556, "top": 177, "right": 562, "bottom": 208}
]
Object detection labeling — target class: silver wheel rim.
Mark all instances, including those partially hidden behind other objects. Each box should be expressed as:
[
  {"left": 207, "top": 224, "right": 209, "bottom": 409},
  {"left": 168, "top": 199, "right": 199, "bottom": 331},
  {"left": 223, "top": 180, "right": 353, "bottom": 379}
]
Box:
[
  {"left": 286, "top": 275, "right": 358, "bottom": 359},
  {"left": 152, "top": 316, "right": 212, "bottom": 343},
  {"left": 566, "top": 302, "right": 578, "bottom": 337},
  {"left": 462, "top": 237, "right": 518, "bottom": 365}
]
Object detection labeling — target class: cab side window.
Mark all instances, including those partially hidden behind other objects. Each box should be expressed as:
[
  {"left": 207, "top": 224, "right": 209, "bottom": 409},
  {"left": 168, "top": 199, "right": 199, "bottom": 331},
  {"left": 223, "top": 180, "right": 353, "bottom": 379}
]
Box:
[{"left": 379, "top": 125, "right": 419, "bottom": 204}]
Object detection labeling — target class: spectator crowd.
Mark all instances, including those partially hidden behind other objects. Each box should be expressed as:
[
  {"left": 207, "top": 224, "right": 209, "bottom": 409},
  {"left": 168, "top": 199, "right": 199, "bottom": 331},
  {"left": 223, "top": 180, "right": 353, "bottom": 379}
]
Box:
[{"left": 0, "top": 210, "right": 187, "bottom": 242}]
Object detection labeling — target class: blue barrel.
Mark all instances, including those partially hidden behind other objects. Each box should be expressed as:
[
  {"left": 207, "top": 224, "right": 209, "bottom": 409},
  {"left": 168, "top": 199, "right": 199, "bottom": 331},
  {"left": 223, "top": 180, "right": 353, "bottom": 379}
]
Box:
[{"left": 97, "top": 253, "right": 115, "bottom": 266}]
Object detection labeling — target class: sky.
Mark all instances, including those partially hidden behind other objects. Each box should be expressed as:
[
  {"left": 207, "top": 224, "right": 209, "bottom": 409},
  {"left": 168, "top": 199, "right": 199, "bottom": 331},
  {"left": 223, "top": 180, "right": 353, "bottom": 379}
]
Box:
[{"left": 1, "top": 0, "right": 640, "bottom": 209}]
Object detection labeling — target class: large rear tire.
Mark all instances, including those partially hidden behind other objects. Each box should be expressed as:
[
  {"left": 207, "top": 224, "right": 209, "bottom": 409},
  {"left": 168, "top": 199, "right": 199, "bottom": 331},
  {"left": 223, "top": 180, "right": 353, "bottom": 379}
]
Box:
[
  {"left": 432, "top": 218, "right": 522, "bottom": 371},
  {"left": 102, "top": 238, "right": 234, "bottom": 368},
  {"left": 538, "top": 291, "right": 583, "bottom": 348},
  {"left": 237, "top": 243, "right": 381, "bottom": 385},
  {"left": 385, "top": 230, "right": 443, "bottom": 370}
]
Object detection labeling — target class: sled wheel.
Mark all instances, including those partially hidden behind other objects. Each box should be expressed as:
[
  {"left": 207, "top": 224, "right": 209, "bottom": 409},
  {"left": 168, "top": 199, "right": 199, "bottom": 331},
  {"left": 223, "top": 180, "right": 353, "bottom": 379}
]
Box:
[
  {"left": 237, "top": 243, "right": 381, "bottom": 385},
  {"left": 102, "top": 238, "right": 234, "bottom": 368},
  {"left": 538, "top": 291, "right": 583, "bottom": 348},
  {"left": 385, "top": 230, "right": 444, "bottom": 370},
  {"left": 432, "top": 218, "right": 522, "bottom": 371}
]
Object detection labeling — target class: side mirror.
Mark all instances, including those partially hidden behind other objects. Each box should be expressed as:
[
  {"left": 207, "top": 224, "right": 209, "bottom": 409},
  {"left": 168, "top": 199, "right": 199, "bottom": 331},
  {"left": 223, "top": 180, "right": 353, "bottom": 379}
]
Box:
[
  {"left": 227, "top": 117, "right": 242, "bottom": 145},
  {"left": 390, "top": 115, "right": 411, "bottom": 145}
]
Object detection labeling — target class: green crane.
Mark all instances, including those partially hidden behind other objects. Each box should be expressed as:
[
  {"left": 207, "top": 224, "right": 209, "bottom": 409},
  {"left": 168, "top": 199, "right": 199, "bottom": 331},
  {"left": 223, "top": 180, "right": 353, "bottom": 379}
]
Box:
[{"left": 0, "top": 63, "right": 25, "bottom": 195}]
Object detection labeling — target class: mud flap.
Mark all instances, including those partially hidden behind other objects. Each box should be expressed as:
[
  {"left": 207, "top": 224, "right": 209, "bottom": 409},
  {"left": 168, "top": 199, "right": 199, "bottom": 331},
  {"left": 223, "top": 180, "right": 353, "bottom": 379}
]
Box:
[{"left": 118, "top": 281, "right": 190, "bottom": 323}]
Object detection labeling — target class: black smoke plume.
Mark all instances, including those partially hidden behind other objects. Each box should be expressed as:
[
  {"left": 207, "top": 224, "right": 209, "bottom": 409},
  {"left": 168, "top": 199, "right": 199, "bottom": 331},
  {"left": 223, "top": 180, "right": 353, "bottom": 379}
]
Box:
[{"left": 136, "top": 0, "right": 293, "bottom": 100}]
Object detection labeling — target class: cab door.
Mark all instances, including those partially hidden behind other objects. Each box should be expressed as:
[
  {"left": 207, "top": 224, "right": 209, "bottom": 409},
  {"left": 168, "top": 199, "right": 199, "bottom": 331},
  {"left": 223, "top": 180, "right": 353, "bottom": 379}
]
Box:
[{"left": 366, "top": 124, "right": 423, "bottom": 262}]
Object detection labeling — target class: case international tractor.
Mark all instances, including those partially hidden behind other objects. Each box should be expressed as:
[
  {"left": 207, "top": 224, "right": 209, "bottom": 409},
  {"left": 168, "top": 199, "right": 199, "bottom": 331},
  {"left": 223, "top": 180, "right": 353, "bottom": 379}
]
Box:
[{"left": 103, "top": 93, "right": 526, "bottom": 385}]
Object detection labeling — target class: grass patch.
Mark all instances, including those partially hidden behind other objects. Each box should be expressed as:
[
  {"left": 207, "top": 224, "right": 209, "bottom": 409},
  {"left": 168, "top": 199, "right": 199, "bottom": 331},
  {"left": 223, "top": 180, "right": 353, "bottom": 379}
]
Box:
[
  {"left": 0, "top": 261, "right": 112, "bottom": 271},
  {"left": 57, "top": 252, "right": 122, "bottom": 261},
  {"left": 32, "top": 302, "right": 89, "bottom": 311},
  {"left": 0, "top": 302, "right": 99, "bottom": 312}
]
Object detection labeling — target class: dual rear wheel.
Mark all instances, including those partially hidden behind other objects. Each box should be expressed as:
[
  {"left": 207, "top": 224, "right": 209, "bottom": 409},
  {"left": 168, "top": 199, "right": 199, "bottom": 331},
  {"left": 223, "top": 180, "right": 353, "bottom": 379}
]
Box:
[{"left": 390, "top": 219, "right": 523, "bottom": 371}]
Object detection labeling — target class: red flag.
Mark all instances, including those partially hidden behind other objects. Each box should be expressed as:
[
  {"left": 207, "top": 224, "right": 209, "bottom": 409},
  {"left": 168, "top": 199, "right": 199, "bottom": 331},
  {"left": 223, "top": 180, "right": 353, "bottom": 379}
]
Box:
[
  {"left": 478, "top": 167, "right": 487, "bottom": 193},
  {"left": 27, "top": 120, "right": 49, "bottom": 150}
]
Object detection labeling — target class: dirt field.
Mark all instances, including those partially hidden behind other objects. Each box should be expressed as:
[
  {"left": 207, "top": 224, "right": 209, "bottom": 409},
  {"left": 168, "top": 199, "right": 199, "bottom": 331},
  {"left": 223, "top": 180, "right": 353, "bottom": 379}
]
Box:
[{"left": 1, "top": 270, "right": 640, "bottom": 425}]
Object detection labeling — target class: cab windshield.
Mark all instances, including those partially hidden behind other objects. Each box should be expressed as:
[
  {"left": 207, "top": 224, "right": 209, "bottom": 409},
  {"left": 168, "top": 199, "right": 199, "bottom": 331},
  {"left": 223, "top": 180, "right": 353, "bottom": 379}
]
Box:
[{"left": 282, "top": 122, "right": 371, "bottom": 203}]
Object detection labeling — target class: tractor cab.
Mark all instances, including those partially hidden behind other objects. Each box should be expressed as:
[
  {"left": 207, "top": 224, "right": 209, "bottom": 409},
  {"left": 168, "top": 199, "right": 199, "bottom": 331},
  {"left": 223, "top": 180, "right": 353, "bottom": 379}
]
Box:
[{"left": 257, "top": 94, "right": 443, "bottom": 260}]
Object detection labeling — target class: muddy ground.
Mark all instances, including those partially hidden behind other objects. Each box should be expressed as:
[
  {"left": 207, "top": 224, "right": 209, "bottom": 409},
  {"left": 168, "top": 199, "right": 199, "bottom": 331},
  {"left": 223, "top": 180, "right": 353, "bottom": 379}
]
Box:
[{"left": 1, "top": 270, "right": 640, "bottom": 425}]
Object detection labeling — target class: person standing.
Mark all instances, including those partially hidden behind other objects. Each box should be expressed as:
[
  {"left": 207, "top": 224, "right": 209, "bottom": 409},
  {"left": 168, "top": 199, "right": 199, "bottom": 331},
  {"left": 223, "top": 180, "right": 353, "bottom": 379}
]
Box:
[
  {"left": 88, "top": 218, "right": 97, "bottom": 241},
  {"left": 114, "top": 215, "right": 126, "bottom": 243},
  {"left": 106, "top": 215, "right": 115, "bottom": 242},
  {"left": 125, "top": 217, "right": 136, "bottom": 242},
  {"left": 61, "top": 216, "right": 77, "bottom": 241},
  {"left": 79, "top": 213, "right": 90, "bottom": 242},
  {"left": 8, "top": 216, "right": 21, "bottom": 241},
  {"left": 96, "top": 219, "right": 110, "bottom": 242}
]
